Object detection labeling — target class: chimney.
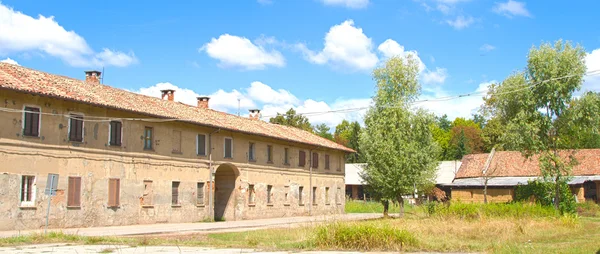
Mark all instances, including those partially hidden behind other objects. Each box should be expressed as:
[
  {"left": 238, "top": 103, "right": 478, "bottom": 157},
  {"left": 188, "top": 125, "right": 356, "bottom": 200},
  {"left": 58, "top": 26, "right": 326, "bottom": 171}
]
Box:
[
  {"left": 84, "top": 70, "right": 102, "bottom": 84},
  {"left": 249, "top": 109, "right": 261, "bottom": 120},
  {"left": 160, "top": 89, "right": 175, "bottom": 101},
  {"left": 197, "top": 96, "right": 210, "bottom": 109}
]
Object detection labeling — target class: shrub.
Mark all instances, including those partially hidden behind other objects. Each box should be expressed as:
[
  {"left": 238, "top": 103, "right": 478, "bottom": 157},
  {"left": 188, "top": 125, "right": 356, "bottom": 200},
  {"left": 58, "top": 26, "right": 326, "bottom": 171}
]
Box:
[
  {"left": 514, "top": 179, "right": 576, "bottom": 214},
  {"left": 576, "top": 201, "right": 600, "bottom": 217},
  {"left": 313, "top": 222, "right": 416, "bottom": 251}
]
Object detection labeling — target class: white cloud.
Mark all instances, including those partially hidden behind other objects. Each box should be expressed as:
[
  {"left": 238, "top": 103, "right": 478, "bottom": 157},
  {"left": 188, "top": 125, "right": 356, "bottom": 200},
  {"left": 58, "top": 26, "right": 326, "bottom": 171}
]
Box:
[
  {"left": 377, "top": 39, "right": 426, "bottom": 72},
  {"left": 480, "top": 44, "right": 496, "bottom": 52},
  {"left": 1, "top": 57, "right": 19, "bottom": 65},
  {"left": 296, "top": 20, "right": 378, "bottom": 71},
  {"left": 446, "top": 15, "right": 474, "bottom": 30},
  {"left": 320, "top": 0, "right": 369, "bottom": 9},
  {"left": 0, "top": 3, "right": 137, "bottom": 67},
  {"left": 200, "top": 34, "right": 285, "bottom": 70},
  {"left": 417, "top": 81, "right": 495, "bottom": 119},
  {"left": 493, "top": 0, "right": 532, "bottom": 18},
  {"left": 246, "top": 81, "right": 300, "bottom": 105},
  {"left": 583, "top": 49, "right": 600, "bottom": 93},
  {"left": 422, "top": 68, "right": 448, "bottom": 84},
  {"left": 436, "top": 4, "right": 452, "bottom": 15}
]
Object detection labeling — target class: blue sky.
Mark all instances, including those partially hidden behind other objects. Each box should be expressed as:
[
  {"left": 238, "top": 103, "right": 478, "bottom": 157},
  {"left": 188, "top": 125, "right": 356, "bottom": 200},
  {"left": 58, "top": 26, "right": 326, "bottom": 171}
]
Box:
[{"left": 1, "top": 0, "right": 600, "bottom": 128}]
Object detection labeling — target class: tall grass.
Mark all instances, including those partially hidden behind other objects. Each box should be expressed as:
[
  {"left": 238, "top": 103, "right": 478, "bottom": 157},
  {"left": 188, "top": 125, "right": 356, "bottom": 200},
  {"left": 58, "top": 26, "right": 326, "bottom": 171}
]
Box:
[
  {"left": 313, "top": 222, "right": 416, "bottom": 251},
  {"left": 345, "top": 199, "right": 411, "bottom": 213},
  {"left": 424, "top": 202, "right": 559, "bottom": 219}
]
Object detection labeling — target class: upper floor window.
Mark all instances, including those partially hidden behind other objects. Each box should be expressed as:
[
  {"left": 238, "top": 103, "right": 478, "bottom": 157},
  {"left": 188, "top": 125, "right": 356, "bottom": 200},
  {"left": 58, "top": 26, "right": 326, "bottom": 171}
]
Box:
[
  {"left": 224, "top": 137, "right": 233, "bottom": 158},
  {"left": 144, "top": 127, "right": 153, "bottom": 150},
  {"left": 312, "top": 152, "right": 319, "bottom": 169},
  {"left": 69, "top": 114, "right": 84, "bottom": 142},
  {"left": 284, "top": 148, "right": 289, "bottom": 165},
  {"left": 267, "top": 145, "right": 273, "bottom": 163},
  {"left": 172, "top": 130, "right": 182, "bottom": 154},
  {"left": 299, "top": 150, "right": 306, "bottom": 167},
  {"left": 325, "top": 154, "right": 330, "bottom": 170},
  {"left": 109, "top": 121, "right": 122, "bottom": 146},
  {"left": 248, "top": 142, "right": 256, "bottom": 161},
  {"left": 197, "top": 134, "right": 207, "bottom": 156},
  {"left": 23, "top": 106, "right": 40, "bottom": 137}
]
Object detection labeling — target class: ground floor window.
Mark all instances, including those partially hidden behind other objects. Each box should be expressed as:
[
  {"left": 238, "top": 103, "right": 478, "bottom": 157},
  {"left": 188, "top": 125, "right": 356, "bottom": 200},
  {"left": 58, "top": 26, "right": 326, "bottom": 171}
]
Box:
[{"left": 20, "top": 175, "right": 35, "bottom": 206}]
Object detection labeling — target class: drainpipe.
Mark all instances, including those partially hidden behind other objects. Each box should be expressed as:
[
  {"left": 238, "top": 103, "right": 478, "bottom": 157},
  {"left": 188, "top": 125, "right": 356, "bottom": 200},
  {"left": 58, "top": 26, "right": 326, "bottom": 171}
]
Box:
[
  {"left": 208, "top": 128, "right": 221, "bottom": 221},
  {"left": 309, "top": 149, "right": 313, "bottom": 216}
]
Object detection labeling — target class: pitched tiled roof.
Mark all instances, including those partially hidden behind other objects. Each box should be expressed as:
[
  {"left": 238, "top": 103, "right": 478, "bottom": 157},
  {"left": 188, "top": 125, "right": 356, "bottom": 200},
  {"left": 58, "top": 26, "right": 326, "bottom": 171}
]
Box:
[
  {"left": 0, "top": 63, "right": 354, "bottom": 153},
  {"left": 456, "top": 149, "right": 600, "bottom": 178}
]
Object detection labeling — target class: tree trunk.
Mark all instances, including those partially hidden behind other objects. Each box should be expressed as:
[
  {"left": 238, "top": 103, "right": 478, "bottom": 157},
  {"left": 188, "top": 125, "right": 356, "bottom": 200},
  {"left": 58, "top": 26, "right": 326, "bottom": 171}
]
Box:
[
  {"left": 554, "top": 176, "right": 561, "bottom": 211},
  {"left": 483, "top": 179, "right": 488, "bottom": 204},
  {"left": 382, "top": 200, "right": 389, "bottom": 218},
  {"left": 397, "top": 196, "right": 404, "bottom": 218}
]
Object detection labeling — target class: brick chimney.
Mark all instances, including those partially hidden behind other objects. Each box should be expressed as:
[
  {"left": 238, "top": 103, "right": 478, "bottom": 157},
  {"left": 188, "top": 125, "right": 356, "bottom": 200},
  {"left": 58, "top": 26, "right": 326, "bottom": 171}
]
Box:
[
  {"left": 249, "top": 109, "right": 261, "bottom": 120},
  {"left": 84, "top": 70, "right": 102, "bottom": 84},
  {"left": 160, "top": 89, "right": 175, "bottom": 101},
  {"left": 197, "top": 97, "right": 210, "bottom": 109}
]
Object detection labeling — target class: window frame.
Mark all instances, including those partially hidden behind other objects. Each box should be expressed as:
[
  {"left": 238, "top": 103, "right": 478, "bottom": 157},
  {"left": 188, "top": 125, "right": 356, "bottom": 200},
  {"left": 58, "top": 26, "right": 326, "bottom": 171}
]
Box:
[
  {"left": 108, "top": 178, "right": 120, "bottom": 208},
  {"left": 143, "top": 126, "right": 154, "bottom": 150},
  {"left": 67, "top": 176, "right": 82, "bottom": 208},
  {"left": 267, "top": 145, "right": 273, "bottom": 163},
  {"left": 20, "top": 175, "right": 36, "bottom": 207},
  {"left": 248, "top": 184, "right": 255, "bottom": 206},
  {"left": 267, "top": 185, "right": 273, "bottom": 205},
  {"left": 312, "top": 152, "right": 319, "bottom": 169},
  {"left": 284, "top": 185, "right": 290, "bottom": 206},
  {"left": 312, "top": 186, "right": 318, "bottom": 206},
  {"left": 298, "top": 150, "right": 306, "bottom": 167},
  {"left": 171, "top": 129, "right": 182, "bottom": 154},
  {"left": 248, "top": 142, "right": 256, "bottom": 161},
  {"left": 298, "top": 186, "right": 304, "bottom": 206},
  {"left": 325, "top": 187, "right": 330, "bottom": 205},
  {"left": 224, "top": 137, "right": 233, "bottom": 159},
  {"left": 142, "top": 180, "right": 153, "bottom": 207},
  {"left": 284, "top": 148, "right": 290, "bottom": 165},
  {"left": 108, "top": 120, "right": 123, "bottom": 147},
  {"left": 68, "top": 113, "right": 85, "bottom": 142},
  {"left": 197, "top": 182, "right": 206, "bottom": 206},
  {"left": 22, "top": 105, "right": 41, "bottom": 137},
  {"left": 196, "top": 133, "right": 208, "bottom": 156},
  {"left": 172, "top": 181, "right": 180, "bottom": 206},
  {"left": 325, "top": 154, "right": 330, "bottom": 170},
  {"left": 337, "top": 155, "right": 342, "bottom": 172}
]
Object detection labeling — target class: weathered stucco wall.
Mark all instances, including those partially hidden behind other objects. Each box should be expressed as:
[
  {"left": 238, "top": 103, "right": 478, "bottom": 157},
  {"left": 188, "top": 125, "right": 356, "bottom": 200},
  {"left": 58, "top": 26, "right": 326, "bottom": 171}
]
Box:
[
  {"left": 0, "top": 90, "right": 346, "bottom": 230},
  {"left": 451, "top": 188, "right": 514, "bottom": 203}
]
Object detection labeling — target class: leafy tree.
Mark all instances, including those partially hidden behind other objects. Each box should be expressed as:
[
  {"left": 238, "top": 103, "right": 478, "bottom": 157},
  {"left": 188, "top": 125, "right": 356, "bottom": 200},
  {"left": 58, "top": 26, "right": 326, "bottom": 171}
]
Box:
[
  {"left": 558, "top": 92, "right": 600, "bottom": 149},
  {"left": 346, "top": 121, "right": 363, "bottom": 163},
  {"left": 452, "top": 129, "right": 470, "bottom": 160},
  {"left": 435, "top": 114, "right": 452, "bottom": 131},
  {"left": 472, "top": 113, "right": 486, "bottom": 129},
  {"left": 486, "top": 40, "right": 586, "bottom": 210},
  {"left": 359, "top": 55, "right": 439, "bottom": 217},
  {"left": 313, "top": 123, "right": 334, "bottom": 140},
  {"left": 269, "top": 108, "right": 313, "bottom": 132},
  {"left": 448, "top": 117, "right": 484, "bottom": 155},
  {"left": 430, "top": 123, "right": 451, "bottom": 160},
  {"left": 481, "top": 117, "right": 505, "bottom": 152},
  {"left": 334, "top": 120, "right": 352, "bottom": 145}
]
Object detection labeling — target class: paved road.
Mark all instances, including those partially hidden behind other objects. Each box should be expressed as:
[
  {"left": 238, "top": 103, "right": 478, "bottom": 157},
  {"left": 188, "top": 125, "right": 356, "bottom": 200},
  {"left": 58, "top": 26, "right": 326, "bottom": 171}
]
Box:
[{"left": 0, "top": 213, "right": 381, "bottom": 238}]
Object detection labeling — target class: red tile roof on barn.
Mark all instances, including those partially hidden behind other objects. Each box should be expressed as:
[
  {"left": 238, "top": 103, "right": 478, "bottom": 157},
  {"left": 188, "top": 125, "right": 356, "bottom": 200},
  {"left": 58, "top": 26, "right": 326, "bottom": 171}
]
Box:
[
  {"left": 0, "top": 63, "right": 354, "bottom": 153},
  {"left": 456, "top": 149, "right": 600, "bottom": 178}
]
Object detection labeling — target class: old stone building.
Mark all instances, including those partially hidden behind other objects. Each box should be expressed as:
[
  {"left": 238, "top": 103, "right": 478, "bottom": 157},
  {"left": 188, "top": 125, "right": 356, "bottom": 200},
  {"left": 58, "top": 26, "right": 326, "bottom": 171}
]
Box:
[{"left": 0, "top": 63, "right": 353, "bottom": 231}]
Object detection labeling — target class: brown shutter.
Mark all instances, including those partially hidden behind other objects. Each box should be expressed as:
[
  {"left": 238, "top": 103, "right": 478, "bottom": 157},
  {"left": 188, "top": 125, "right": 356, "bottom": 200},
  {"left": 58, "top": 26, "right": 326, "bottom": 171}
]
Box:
[
  {"left": 115, "top": 122, "right": 122, "bottom": 145},
  {"left": 115, "top": 179, "right": 120, "bottom": 206},
  {"left": 108, "top": 179, "right": 119, "bottom": 207},
  {"left": 74, "top": 177, "right": 81, "bottom": 206},
  {"left": 299, "top": 151, "right": 305, "bottom": 167},
  {"left": 67, "top": 177, "right": 74, "bottom": 206},
  {"left": 31, "top": 109, "right": 39, "bottom": 136},
  {"left": 325, "top": 155, "right": 330, "bottom": 169}
]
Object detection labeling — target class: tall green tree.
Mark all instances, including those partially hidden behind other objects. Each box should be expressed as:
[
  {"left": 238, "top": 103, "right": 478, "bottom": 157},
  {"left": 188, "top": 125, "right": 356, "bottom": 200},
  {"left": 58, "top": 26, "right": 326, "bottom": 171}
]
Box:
[
  {"left": 347, "top": 121, "right": 363, "bottom": 163},
  {"left": 435, "top": 114, "right": 452, "bottom": 131},
  {"left": 448, "top": 117, "right": 484, "bottom": 155},
  {"left": 334, "top": 120, "right": 352, "bottom": 145},
  {"left": 486, "top": 40, "right": 586, "bottom": 210},
  {"left": 558, "top": 92, "right": 600, "bottom": 149},
  {"left": 313, "top": 123, "right": 334, "bottom": 140},
  {"left": 269, "top": 108, "right": 313, "bottom": 132},
  {"left": 360, "top": 55, "right": 439, "bottom": 217},
  {"left": 430, "top": 123, "right": 451, "bottom": 160},
  {"left": 452, "top": 129, "right": 470, "bottom": 160}
]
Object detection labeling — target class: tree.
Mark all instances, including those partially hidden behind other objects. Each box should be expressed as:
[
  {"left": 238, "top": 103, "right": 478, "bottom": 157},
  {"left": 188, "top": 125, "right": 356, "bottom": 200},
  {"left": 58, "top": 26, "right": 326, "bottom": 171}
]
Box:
[
  {"left": 334, "top": 120, "right": 352, "bottom": 145},
  {"left": 313, "top": 123, "right": 334, "bottom": 140},
  {"left": 452, "top": 129, "right": 470, "bottom": 161},
  {"left": 334, "top": 120, "right": 364, "bottom": 163},
  {"left": 269, "top": 108, "right": 313, "bottom": 132},
  {"left": 486, "top": 40, "right": 587, "bottom": 211},
  {"left": 359, "top": 55, "right": 439, "bottom": 217},
  {"left": 481, "top": 117, "right": 505, "bottom": 152},
  {"left": 431, "top": 123, "right": 451, "bottom": 160},
  {"left": 472, "top": 113, "right": 486, "bottom": 129},
  {"left": 448, "top": 118, "right": 484, "bottom": 155},
  {"left": 558, "top": 92, "right": 600, "bottom": 149},
  {"left": 435, "top": 114, "right": 452, "bottom": 131}
]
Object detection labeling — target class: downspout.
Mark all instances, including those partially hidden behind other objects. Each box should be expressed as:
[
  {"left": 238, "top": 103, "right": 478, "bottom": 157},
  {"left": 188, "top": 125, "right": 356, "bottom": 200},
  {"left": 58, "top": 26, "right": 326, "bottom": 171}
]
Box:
[
  {"left": 208, "top": 128, "right": 221, "bottom": 221},
  {"left": 309, "top": 149, "right": 313, "bottom": 216}
]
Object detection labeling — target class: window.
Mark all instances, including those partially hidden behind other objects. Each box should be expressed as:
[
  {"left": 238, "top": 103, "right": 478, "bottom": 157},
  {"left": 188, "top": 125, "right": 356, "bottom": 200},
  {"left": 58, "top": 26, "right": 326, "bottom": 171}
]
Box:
[
  {"left": 267, "top": 145, "right": 273, "bottom": 163},
  {"left": 108, "top": 178, "right": 120, "bottom": 207},
  {"left": 20, "top": 175, "right": 35, "bottom": 205},
  {"left": 224, "top": 138, "right": 233, "bottom": 158},
  {"left": 337, "top": 155, "right": 342, "bottom": 171},
  {"left": 298, "top": 151, "right": 306, "bottom": 167},
  {"left": 325, "top": 155, "right": 330, "bottom": 170},
  {"left": 142, "top": 180, "right": 153, "bottom": 206},
  {"left": 172, "top": 181, "right": 180, "bottom": 206},
  {"left": 298, "top": 186, "right": 304, "bottom": 205},
  {"left": 69, "top": 114, "right": 84, "bottom": 142},
  {"left": 172, "top": 130, "right": 182, "bottom": 153},
  {"left": 197, "top": 182, "right": 205, "bottom": 205},
  {"left": 248, "top": 184, "right": 255, "bottom": 205},
  {"left": 312, "top": 152, "right": 319, "bottom": 169},
  {"left": 267, "top": 185, "right": 273, "bottom": 204},
  {"left": 325, "top": 187, "right": 330, "bottom": 205},
  {"left": 109, "top": 121, "right": 122, "bottom": 146},
  {"left": 248, "top": 142, "right": 255, "bottom": 161},
  {"left": 197, "top": 134, "right": 207, "bottom": 156},
  {"left": 336, "top": 187, "right": 341, "bottom": 204},
  {"left": 284, "top": 186, "right": 290, "bottom": 205},
  {"left": 144, "top": 127, "right": 153, "bottom": 150},
  {"left": 23, "top": 106, "right": 40, "bottom": 137},
  {"left": 284, "top": 148, "right": 289, "bottom": 165},
  {"left": 67, "top": 177, "right": 81, "bottom": 207},
  {"left": 312, "top": 187, "right": 317, "bottom": 205}
]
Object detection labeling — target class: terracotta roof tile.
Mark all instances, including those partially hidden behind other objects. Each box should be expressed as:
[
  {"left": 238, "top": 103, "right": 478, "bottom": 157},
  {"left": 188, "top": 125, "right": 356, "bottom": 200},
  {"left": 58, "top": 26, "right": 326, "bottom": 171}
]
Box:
[
  {"left": 456, "top": 149, "right": 600, "bottom": 178},
  {"left": 0, "top": 63, "right": 354, "bottom": 153}
]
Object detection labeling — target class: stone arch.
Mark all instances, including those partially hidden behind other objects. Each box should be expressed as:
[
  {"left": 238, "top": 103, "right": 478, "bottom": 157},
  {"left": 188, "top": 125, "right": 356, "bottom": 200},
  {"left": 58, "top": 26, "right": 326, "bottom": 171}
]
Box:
[{"left": 214, "top": 163, "right": 240, "bottom": 221}]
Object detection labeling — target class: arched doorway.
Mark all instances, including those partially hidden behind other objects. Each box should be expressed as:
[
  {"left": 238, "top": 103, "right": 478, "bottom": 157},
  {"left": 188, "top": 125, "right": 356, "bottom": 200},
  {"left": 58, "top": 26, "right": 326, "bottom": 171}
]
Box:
[{"left": 214, "top": 163, "right": 239, "bottom": 221}]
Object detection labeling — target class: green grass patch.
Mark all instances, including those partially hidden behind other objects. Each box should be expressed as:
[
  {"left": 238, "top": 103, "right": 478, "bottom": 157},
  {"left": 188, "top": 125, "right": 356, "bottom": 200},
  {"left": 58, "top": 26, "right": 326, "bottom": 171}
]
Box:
[
  {"left": 424, "top": 201, "right": 559, "bottom": 219},
  {"left": 344, "top": 200, "right": 413, "bottom": 214},
  {"left": 576, "top": 201, "right": 600, "bottom": 217},
  {"left": 313, "top": 221, "right": 416, "bottom": 251}
]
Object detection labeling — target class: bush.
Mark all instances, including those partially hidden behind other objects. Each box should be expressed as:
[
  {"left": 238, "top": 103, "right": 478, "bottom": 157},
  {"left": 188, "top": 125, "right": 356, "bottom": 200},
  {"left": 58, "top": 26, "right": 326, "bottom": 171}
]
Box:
[
  {"left": 423, "top": 202, "right": 558, "bottom": 219},
  {"left": 514, "top": 179, "right": 576, "bottom": 214},
  {"left": 576, "top": 201, "right": 600, "bottom": 217},
  {"left": 313, "top": 222, "right": 416, "bottom": 251}
]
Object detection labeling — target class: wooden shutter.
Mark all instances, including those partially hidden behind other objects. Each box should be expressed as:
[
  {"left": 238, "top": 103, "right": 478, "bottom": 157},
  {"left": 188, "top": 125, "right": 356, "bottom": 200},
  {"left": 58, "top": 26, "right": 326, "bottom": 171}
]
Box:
[
  {"left": 197, "top": 134, "right": 206, "bottom": 155},
  {"left": 172, "top": 182, "right": 180, "bottom": 205},
  {"left": 299, "top": 151, "right": 305, "bottom": 167},
  {"left": 325, "top": 155, "right": 330, "bottom": 169},
  {"left": 68, "top": 177, "right": 81, "bottom": 207},
  {"left": 24, "top": 107, "right": 40, "bottom": 137},
  {"left": 108, "top": 179, "right": 119, "bottom": 207},
  {"left": 70, "top": 115, "right": 83, "bottom": 142},
  {"left": 312, "top": 153, "right": 319, "bottom": 168},
  {"left": 110, "top": 121, "right": 122, "bottom": 146}
]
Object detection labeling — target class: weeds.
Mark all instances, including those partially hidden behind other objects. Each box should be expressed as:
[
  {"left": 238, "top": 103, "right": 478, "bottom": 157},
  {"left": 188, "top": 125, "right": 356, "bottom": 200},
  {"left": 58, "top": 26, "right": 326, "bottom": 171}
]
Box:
[
  {"left": 423, "top": 201, "right": 559, "bottom": 219},
  {"left": 314, "top": 222, "right": 416, "bottom": 251}
]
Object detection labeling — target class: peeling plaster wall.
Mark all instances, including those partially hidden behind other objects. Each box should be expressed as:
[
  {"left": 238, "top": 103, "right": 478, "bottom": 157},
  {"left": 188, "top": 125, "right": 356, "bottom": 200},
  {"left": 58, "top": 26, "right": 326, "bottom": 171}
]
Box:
[{"left": 0, "top": 90, "right": 346, "bottom": 230}]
